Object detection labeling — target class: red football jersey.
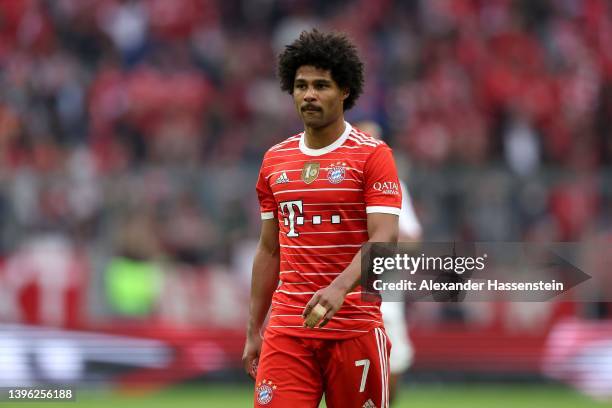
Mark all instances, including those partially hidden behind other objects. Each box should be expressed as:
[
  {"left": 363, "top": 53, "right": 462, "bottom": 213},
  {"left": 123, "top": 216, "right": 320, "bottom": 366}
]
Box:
[{"left": 256, "top": 122, "right": 402, "bottom": 339}]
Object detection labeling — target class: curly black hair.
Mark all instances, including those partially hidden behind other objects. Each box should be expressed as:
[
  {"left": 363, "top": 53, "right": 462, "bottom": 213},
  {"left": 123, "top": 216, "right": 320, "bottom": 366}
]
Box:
[{"left": 278, "top": 29, "right": 364, "bottom": 111}]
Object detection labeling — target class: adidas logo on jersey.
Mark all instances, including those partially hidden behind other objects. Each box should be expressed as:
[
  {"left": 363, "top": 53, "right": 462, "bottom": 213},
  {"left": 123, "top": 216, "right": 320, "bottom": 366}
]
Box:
[
  {"left": 362, "top": 399, "right": 377, "bottom": 408},
  {"left": 275, "top": 172, "right": 290, "bottom": 184}
]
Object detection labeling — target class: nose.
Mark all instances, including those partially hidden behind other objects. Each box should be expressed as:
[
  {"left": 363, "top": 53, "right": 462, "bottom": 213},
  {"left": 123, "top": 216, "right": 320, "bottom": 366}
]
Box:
[{"left": 303, "top": 86, "right": 317, "bottom": 102}]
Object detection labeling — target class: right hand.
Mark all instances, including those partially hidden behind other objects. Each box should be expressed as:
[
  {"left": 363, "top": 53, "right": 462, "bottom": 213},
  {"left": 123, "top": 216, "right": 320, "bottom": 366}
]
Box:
[{"left": 242, "top": 332, "right": 263, "bottom": 380}]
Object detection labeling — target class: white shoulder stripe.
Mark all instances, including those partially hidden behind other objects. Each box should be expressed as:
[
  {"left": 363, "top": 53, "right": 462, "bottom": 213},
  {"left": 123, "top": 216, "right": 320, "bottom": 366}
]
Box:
[
  {"left": 271, "top": 147, "right": 301, "bottom": 153},
  {"left": 269, "top": 135, "right": 302, "bottom": 151},
  {"left": 350, "top": 130, "right": 369, "bottom": 142},
  {"left": 336, "top": 144, "right": 376, "bottom": 151},
  {"left": 352, "top": 129, "right": 382, "bottom": 145},
  {"left": 347, "top": 136, "right": 378, "bottom": 147}
]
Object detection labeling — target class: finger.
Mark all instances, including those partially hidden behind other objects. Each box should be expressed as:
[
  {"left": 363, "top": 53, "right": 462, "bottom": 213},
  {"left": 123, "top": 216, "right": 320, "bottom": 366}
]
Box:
[
  {"left": 318, "top": 308, "right": 336, "bottom": 328},
  {"left": 245, "top": 358, "right": 257, "bottom": 379},
  {"left": 243, "top": 354, "right": 258, "bottom": 379},
  {"left": 302, "top": 293, "right": 320, "bottom": 318},
  {"left": 302, "top": 294, "right": 319, "bottom": 318},
  {"left": 304, "top": 304, "right": 328, "bottom": 328},
  {"left": 317, "top": 297, "right": 331, "bottom": 309},
  {"left": 250, "top": 357, "right": 259, "bottom": 379}
]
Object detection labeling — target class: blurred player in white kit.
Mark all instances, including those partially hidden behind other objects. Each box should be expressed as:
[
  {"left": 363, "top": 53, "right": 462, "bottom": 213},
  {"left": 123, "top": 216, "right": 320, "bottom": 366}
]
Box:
[{"left": 356, "top": 121, "right": 422, "bottom": 405}]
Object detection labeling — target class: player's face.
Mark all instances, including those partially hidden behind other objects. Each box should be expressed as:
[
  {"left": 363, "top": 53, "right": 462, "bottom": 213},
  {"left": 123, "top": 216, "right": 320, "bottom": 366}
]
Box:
[{"left": 293, "top": 65, "right": 348, "bottom": 129}]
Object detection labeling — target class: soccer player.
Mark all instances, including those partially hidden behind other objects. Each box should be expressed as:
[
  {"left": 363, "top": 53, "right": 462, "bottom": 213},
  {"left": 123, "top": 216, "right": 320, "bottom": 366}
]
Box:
[
  {"left": 242, "top": 30, "right": 402, "bottom": 408},
  {"left": 356, "top": 121, "right": 422, "bottom": 405}
]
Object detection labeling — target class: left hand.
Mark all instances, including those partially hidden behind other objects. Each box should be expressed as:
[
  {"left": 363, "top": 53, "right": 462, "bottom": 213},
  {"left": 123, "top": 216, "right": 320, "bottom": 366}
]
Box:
[{"left": 302, "top": 284, "right": 347, "bottom": 328}]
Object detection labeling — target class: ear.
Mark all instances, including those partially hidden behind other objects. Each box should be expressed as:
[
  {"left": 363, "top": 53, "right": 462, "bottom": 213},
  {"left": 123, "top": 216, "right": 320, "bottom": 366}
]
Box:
[{"left": 342, "top": 88, "right": 349, "bottom": 101}]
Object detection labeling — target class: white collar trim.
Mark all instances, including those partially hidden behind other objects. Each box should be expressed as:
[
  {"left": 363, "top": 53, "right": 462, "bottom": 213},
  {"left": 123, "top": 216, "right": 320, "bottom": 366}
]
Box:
[{"left": 299, "top": 121, "right": 352, "bottom": 156}]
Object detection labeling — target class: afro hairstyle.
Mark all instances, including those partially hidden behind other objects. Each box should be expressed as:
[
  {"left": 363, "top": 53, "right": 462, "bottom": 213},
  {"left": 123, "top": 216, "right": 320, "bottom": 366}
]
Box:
[{"left": 278, "top": 29, "right": 364, "bottom": 111}]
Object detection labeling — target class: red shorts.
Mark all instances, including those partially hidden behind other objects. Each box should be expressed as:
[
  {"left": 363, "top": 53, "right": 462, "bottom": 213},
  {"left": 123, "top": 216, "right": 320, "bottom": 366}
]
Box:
[{"left": 254, "top": 328, "right": 390, "bottom": 408}]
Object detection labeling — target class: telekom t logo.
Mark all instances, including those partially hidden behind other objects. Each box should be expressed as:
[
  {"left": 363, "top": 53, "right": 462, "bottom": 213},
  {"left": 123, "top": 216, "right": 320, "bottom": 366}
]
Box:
[
  {"left": 279, "top": 200, "right": 342, "bottom": 238},
  {"left": 279, "top": 200, "right": 304, "bottom": 237}
]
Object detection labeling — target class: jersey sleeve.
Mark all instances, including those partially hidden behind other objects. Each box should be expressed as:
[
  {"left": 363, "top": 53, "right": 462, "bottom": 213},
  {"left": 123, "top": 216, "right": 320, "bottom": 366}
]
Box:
[
  {"left": 363, "top": 144, "right": 402, "bottom": 215},
  {"left": 256, "top": 156, "right": 277, "bottom": 220},
  {"left": 399, "top": 180, "right": 422, "bottom": 238}
]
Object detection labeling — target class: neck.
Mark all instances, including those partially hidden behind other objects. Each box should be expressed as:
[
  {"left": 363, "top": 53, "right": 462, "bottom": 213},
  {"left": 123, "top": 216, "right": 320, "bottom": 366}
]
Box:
[{"left": 303, "top": 117, "right": 346, "bottom": 149}]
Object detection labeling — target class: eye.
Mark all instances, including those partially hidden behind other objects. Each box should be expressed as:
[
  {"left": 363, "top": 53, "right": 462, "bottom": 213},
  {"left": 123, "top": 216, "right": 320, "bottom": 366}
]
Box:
[{"left": 295, "top": 83, "right": 307, "bottom": 90}]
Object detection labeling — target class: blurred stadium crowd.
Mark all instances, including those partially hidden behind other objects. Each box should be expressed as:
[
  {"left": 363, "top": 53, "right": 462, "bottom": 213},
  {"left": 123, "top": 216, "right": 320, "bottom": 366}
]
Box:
[
  {"left": 0, "top": 0, "right": 611, "bottom": 287},
  {"left": 1, "top": 0, "right": 612, "bottom": 396}
]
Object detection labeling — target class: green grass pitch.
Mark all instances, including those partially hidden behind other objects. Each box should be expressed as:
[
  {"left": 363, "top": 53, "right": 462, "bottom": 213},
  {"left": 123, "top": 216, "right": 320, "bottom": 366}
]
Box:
[{"left": 12, "top": 384, "right": 612, "bottom": 407}]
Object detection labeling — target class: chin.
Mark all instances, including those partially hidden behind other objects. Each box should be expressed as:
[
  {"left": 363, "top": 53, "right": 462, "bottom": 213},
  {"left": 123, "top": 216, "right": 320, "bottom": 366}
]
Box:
[{"left": 302, "top": 117, "right": 324, "bottom": 128}]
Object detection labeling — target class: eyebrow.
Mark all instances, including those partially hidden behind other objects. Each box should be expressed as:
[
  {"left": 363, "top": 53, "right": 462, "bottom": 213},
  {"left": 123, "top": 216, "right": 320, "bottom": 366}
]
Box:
[{"left": 294, "top": 78, "right": 333, "bottom": 84}]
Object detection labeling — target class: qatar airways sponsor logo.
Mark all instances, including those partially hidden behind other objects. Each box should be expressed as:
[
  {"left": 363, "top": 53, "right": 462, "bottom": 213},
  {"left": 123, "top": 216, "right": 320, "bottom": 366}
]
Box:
[{"left": 372, "top": 181, "right": 399, "bottom": 195}]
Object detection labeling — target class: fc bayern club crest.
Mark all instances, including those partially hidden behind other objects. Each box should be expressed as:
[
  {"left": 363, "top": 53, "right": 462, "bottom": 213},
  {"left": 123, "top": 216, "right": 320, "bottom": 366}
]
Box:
[
  {"left": 256, "top": 379, "right": 276, "bottom": 405},
  {"left": 327, "top": 162, "right": 346, "bottom": 184}
]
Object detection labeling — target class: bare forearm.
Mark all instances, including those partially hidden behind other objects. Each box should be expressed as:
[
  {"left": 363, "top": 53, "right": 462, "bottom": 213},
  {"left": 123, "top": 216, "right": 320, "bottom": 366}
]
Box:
[
  {"left": 331, "top": 228, "right": 398, "bottom": 295},
  {"left": 329, "top": 249, "right": 362, "bottom": 295},
  {"left": 247, "top": 247, "right": 280, "bottom": 335},
  {"left": 301, "top": 214, "right": 398, "bottom": 328}
]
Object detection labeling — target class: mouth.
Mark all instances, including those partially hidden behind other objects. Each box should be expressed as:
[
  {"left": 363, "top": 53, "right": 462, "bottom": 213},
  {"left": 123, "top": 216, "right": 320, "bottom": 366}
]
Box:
[{"left": 302, "top": 106, "right": 322, "bottom": 113}]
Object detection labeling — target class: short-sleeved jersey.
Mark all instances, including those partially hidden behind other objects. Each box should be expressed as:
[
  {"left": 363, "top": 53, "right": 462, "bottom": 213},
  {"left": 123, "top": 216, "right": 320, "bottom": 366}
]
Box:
[{"left": 256, "top": 122, "right": 402, "bottom": 340}]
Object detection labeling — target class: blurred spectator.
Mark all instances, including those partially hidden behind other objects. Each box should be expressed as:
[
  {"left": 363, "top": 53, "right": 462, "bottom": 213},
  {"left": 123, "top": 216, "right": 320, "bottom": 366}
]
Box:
[
  {"left": 160, "top": 192, "right": 218, "bottom": 264},
  {"left": 104, "top": 209, "right": 163, "bottom": 317},
  {"left": 503, "top": 111, "right": 541, "bottom": 176}
]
